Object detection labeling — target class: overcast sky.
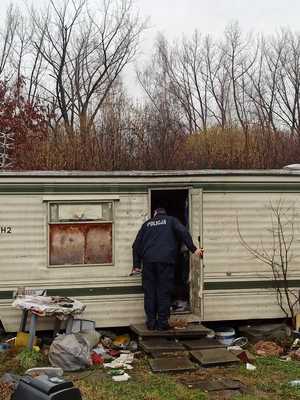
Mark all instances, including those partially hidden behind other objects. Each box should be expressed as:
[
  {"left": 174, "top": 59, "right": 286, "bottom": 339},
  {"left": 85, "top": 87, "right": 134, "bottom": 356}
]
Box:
[
  {"left": 2, "top": 0, "right": 300, "bottom": 40},
  {"left": 1, "top": 0, "right": 300, "bottom": 94}
]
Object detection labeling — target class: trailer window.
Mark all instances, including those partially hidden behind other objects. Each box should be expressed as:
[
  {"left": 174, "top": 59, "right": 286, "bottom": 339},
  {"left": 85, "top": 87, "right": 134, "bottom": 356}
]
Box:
[{"left": 48, "top": 202, "right": 113, "bottom": 266}]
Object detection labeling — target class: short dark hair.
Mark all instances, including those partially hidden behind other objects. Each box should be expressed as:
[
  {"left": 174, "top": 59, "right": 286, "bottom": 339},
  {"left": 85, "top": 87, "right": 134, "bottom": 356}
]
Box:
[{"left": 154, "top": 207, "right": 166, "bottom": 216}]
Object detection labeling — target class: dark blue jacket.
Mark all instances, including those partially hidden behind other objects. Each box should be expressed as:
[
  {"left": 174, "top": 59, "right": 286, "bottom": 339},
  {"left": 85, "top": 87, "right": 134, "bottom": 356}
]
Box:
[{"left": 132, "top": 212, "right": 197, "bottom": 267}]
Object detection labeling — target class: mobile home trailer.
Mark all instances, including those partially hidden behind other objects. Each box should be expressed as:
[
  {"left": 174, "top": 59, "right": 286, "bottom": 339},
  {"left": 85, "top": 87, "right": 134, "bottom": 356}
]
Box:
[{"left": 1, "top": 169, "right": 300, "bottom": 332}]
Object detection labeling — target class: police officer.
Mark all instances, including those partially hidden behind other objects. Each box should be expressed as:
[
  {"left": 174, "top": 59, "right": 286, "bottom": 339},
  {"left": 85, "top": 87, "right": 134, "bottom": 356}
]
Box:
[{"left": 132, "top": 208, "right": 203, "bottom": 331}]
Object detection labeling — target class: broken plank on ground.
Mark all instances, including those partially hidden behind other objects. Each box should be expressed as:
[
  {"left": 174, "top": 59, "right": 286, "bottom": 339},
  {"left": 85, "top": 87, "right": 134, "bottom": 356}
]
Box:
[
  {"left": 139, "top": 338, "right": 185, "bottom": 353},
  {"left": 149, "top": 356, "right": 198, "bottom": 372},
  {"left": 190, "top": 348, "right": 240, "bottom": 367}
]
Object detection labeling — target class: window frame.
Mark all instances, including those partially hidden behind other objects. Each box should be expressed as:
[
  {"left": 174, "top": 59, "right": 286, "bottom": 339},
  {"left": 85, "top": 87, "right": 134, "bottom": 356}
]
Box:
[{"left": 47, "top": 200, "right": 116, "bottom": 268}]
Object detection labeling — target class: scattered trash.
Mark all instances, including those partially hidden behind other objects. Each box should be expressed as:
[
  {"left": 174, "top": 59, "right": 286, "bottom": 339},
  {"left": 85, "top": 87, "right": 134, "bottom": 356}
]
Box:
[
  {"left": 0, "top": 343, "right": 10, "bottom": 352},
  {"left": 290, "top": 348, "right": 300, "bottom": 361},
  {"left": 289, "top": 380, "right": 300, "bottom": 387},
  {"left": 79, "top": 330, "right": 101, "bottom": 349},
  {"left": 98, "top": 330, "right": 117, "bottom": 340},
  {"left": 15, "top": 332, "right": 37, "bottom": 348},
  {"left": 231, "top": 336, "right": 248, "bottom": 348},
  {"left": 239, "top": 323, "right": 291, "bottom": 343},
  {"left": 112, "top": 334, "right": 131, "bottom": 349},
  {"left": 92, "top": 345, "right": 112, "bottom": 360},
  {"left": 291, "top": 338, "right": 300, "bottom": 350},
  {"left": 128, "top": 340, "right": 138, "bottom": 352},
  {"left": 280, "top": 355, "right": 292, "bottom": 362},
  {"left": 254, "top": 340, "right": 283, "bottom": 357},
  {"left": 246, "top": 363, "right": 256, "bottom": 371},
  {"left": 101, "top": 336, "right": 113, "bottom": 348},
  {"left": 49, "top": 333, "right": 92, "bottom": 371},
  {"left": 108, "top": 369, "right": 125, "bottom": 376},
  {"left": 13, "top": 295, "right": 86, "bottom": 318},
  {"left": 104, "top": 352, "right": 134, "bottom": 369},
  {"left": 227, "top": 345, "right": 243, "bottom": 352},
  {"left": 112, "top": 372, "right": 131, "bottom": 382},
  {"left": 169, "top": 319, "right": 188, "bottom": 329},
  {"left": 91, "top": 352, "right": 104, "bottom": 365},
  {"left": 214, "top": 327, "right": 236, "bottom": 346},
  {"left": 107, "top": 349, "right": 120, "bottom": 358},
  {"left": 25, "top": 367, "right": 63, "bottom": 378},
  {"left": 206, "top": 329, "right": 215, "bottom": 339},
  {"left": 71, "top": 319, "right": 96, "bottom": 333}
]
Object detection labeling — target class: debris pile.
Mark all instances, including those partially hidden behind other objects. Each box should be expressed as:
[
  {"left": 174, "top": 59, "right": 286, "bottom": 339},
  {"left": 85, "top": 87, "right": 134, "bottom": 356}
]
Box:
[{"left": 47, "top": 328, "right": 138, "bottom": 382}]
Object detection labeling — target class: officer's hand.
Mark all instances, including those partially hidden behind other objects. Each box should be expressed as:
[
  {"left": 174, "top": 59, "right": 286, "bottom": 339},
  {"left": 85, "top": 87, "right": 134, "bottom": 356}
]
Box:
[
  {"left": 194, "top": 247, "right": 204, "bottom": 258},
  {"left": 129, "top": 267, "right": 142, "bottom": 276}
]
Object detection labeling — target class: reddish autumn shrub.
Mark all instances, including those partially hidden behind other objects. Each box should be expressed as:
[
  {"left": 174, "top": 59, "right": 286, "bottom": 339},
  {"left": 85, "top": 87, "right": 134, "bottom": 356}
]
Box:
[{"left": 0, "top": 78, "right": 48, "bottom": 169}]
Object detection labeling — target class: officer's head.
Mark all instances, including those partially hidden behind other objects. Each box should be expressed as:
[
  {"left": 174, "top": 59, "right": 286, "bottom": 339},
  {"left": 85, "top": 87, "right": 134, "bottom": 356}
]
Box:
[{"left": 153, "top": 207, "right": 167, "bottom": 217}]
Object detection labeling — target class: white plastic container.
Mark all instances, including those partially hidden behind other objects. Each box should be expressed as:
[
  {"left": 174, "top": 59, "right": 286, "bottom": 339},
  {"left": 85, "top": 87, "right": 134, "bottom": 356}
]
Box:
[{"left": 214, "top": 327, "right": 236, "bottom": 346}]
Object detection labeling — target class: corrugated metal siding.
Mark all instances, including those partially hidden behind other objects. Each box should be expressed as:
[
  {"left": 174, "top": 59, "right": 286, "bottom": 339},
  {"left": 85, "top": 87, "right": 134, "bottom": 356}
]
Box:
[
  {"left": 202, "top": 192, "right": 300, "bottom": 321},
  {"left": 0, "top": 295, "right": 145, "bottom": 331},
  {"left": 0, "top": 194, "right": 148, "bottom": 286},
  {"left": 0, "top": 194, "right": 147, "bottom": 330},
  {"left": 0, "top": 197, "right": 46, "bottom": 282},
  {"left": 203, "top": 192, "right": 300, "bottom": 278},
  {"left": 204, "top": 290, "right": 287, "bottom": 321}
]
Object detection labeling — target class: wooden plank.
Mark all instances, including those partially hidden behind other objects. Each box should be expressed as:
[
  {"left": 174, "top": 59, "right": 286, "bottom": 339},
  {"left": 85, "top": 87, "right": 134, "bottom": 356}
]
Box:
[
  {"left": 130, "top": 323, "right": 210, "bottom": 338},
  {"left": 149, "top": 350, "right": 189, "bottom": 358},
  {"left": 191, "top": 349, "right": 240, "bottom": 366},
  {"left": 139, "top": 338, "right": 185, "bottom": 352},
  {"left": 180, "top": 338, "right": 225, "bottom": 350},
  {"left": 149, "top": 356, "right": 198, "bottom": 372}
]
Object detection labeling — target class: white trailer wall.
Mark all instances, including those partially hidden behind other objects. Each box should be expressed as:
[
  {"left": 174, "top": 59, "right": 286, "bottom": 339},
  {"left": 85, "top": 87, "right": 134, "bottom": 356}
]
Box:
[
  {"left": 203, "top": 191, "right": 300, "bottom": 320},
  {"left": 0, "top": 193, "right": 148, "bottom": 331}
]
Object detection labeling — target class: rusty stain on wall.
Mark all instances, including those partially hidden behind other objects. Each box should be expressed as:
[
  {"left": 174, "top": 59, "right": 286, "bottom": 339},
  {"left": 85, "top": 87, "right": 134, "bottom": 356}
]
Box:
[{"left": 50, "top": 223, "right": 112, "bottom": 265}]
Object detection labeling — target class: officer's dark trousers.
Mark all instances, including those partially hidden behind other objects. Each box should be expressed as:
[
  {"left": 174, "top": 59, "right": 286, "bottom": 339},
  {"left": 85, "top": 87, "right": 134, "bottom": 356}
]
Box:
[{"left": 142, "top": 262, "right": 175, "bottom": 329}]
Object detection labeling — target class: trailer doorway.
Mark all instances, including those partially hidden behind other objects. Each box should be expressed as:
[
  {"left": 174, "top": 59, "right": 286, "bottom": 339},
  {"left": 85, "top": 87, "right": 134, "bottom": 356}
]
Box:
[{"left": 150, "top": 188, "right": 191, "bottom": 312}]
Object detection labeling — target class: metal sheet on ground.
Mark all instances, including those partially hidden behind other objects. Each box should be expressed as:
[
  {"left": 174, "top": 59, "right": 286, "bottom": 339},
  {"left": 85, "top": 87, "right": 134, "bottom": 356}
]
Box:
[
  {"left": 131, "top": 323, "right": 210, "bottom": 338},
  {"left": 150, "top": 351, "right": 189, "bottom": 358},
  {"left": 140, "top": 338, "right": 186, "bottom": 352},
  {"left": 179, "top": 378, "right": 241, "bottom": 391},
  {"left": 192, "top": 379, "right": 241, "bottom": 391},
  {"left": 149, "top": 356, "right": 198, "bottom": 372},
  {"left": 180, "top": 338, "right": 225, "bottom": 350},
  {"left": 190, "top": 349, "right": 240, "bottom": 366}
]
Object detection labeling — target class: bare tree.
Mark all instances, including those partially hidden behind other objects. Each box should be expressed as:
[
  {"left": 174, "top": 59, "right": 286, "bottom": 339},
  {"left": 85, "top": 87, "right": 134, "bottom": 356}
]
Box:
[
  {"left": 0, "top": 5, "right": 19, "bottom": 80},
  {"left": 238, "top": 200, "right": 300, "bottom": 324},
  {"left": 31, "top": 0, "right": 145, "bottom": 134}
]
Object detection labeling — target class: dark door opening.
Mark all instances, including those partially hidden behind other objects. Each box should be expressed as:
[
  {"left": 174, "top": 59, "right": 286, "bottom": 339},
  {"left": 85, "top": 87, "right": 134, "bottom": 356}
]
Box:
[{"left": 150, "top": 189, "right": 190, "bottom": 312}]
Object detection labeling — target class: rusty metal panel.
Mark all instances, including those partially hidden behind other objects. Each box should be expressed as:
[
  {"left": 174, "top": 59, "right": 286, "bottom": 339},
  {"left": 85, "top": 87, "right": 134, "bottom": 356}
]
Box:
[{"left": 50, "top": 223, "right": 112, "bottom": 265}]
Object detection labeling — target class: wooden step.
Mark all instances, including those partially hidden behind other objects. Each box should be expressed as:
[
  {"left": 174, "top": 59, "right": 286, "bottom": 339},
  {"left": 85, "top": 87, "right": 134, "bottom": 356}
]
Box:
[
  {"left": 139, "top": 337, "right": 186, "bottom": 353},
  {"left": 130, "top": 323, "right": 211, "bottom": 338}
]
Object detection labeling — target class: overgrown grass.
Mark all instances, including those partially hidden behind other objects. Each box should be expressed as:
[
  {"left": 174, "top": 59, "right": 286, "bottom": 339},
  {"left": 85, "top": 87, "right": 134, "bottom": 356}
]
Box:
[
  {"left": 3, "top": 350, "right": 300, "bottom": 399},
  {"left": 76, "top": 373, "right": 206, "bottom": 400}
]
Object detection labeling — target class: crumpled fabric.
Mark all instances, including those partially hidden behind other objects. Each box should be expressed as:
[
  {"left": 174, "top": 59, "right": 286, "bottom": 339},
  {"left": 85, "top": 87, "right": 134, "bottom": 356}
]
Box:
[
  {"left": 254, "top": 340, "right": 283, "bottom": 356},
  {"left": 49, "top": 333, "right": 92, "bottom": 371},
  {"left": 12, "top": 295, "right": 85, "bottom": 319}
]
